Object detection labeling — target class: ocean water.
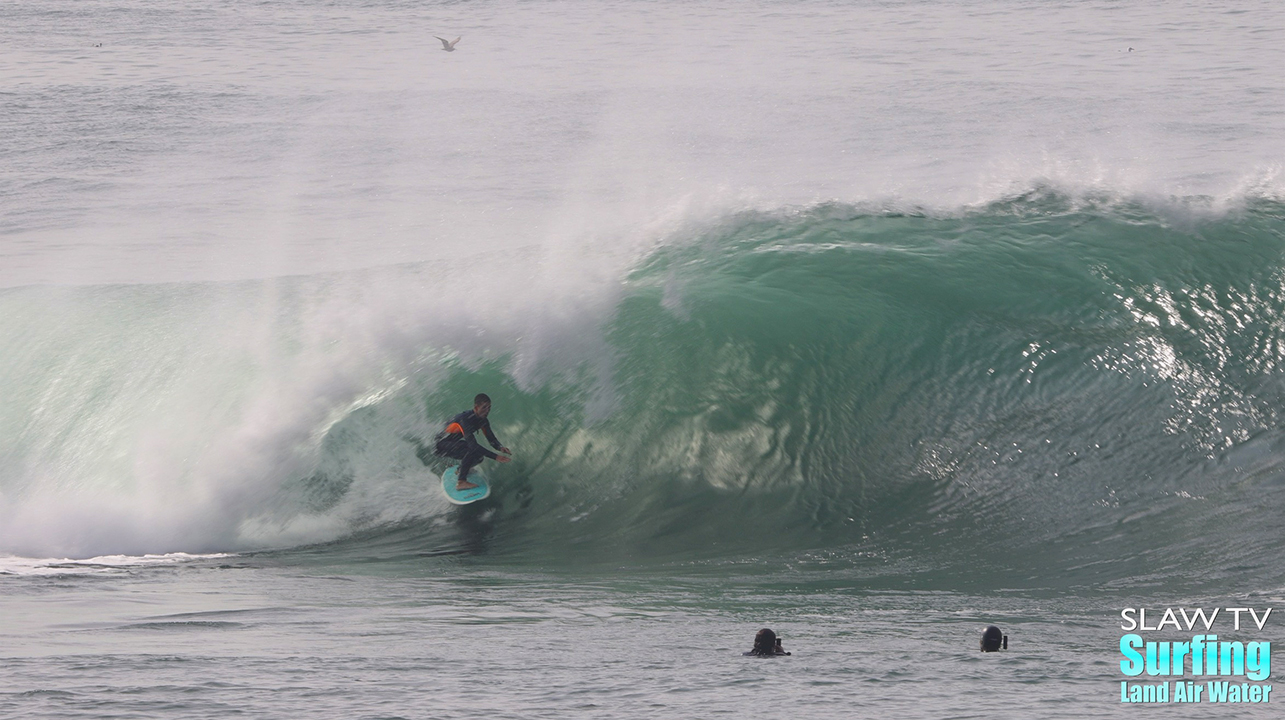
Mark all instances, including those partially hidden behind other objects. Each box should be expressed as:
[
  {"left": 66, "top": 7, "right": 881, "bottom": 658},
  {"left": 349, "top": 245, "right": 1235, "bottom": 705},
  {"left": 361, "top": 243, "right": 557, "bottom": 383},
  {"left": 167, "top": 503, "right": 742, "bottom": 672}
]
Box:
[{"left": 2, "top": 0, "right": 1284, "bottom": 717}]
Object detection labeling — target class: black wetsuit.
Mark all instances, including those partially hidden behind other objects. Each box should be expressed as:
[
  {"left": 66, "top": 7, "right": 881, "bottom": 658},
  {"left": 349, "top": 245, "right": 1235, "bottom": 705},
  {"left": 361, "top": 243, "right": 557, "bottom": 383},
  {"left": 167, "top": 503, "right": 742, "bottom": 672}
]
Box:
[{"left": 433, "top": 410, "right": 504, "bottom": 482}]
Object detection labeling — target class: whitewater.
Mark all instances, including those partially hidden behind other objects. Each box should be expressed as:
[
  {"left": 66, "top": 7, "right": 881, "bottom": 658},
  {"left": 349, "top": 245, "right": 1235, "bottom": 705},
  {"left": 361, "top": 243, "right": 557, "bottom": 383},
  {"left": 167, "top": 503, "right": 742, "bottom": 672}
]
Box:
[{"left": 2, "top": 1, "right": 1283, "bottom": 718}]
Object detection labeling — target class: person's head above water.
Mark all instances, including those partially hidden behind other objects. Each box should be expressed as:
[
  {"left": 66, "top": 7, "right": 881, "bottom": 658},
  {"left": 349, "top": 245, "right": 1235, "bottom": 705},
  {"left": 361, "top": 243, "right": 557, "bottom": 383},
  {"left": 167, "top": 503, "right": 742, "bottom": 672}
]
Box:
[
  {"left": 746, "top": 628, "right": 790, "bottom": 656},
  {"left": 980, "top": 625, "right": 1007, "bottom": 652},
  {"left": 473, "top": 393, "right": 491, "bottom": 417},
  {"left": 753, "top": 628, "right": 776, "bottom": 654}
]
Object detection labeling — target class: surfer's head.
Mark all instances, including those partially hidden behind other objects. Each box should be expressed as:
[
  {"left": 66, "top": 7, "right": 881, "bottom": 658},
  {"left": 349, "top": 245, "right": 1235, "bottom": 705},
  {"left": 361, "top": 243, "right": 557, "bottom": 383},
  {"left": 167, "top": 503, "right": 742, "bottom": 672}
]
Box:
[
  {"left": 752, "top": 628, "right": 777, "bottom": 655},
  {"left": 980, "top": 625, "right": 1007, "bottom": 652},
  {"left": 473, "top": 393, "right": 492, "bottom": 417}
]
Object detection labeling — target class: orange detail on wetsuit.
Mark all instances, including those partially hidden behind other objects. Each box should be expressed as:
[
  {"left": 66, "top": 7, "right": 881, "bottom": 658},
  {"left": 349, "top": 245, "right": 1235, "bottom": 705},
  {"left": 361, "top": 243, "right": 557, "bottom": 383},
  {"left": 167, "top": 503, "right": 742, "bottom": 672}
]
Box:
[{"left": 445, "top": 422, "right": 464, "bottom": 436}]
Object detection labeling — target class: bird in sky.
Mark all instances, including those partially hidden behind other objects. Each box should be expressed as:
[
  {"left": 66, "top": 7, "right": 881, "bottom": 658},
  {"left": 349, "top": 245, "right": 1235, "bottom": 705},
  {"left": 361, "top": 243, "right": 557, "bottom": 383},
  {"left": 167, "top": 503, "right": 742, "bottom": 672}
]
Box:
[{"left": 435, "top": 36, "right": 461, "bottom": 52}]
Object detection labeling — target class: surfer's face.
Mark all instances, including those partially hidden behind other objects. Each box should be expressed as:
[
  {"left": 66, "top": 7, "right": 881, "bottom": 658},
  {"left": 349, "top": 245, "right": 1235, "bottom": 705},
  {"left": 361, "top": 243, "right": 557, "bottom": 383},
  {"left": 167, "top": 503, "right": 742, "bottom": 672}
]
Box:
[{"left": 474, "top": 402, "right": 491, "bottom": 418}]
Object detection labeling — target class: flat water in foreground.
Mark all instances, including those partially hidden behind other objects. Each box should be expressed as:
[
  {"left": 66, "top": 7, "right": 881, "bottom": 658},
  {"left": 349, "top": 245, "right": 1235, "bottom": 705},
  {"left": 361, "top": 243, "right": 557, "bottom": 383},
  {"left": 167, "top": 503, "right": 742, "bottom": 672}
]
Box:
[{"left": 3, "top": 556, "right": 1274, "bottom": 719}]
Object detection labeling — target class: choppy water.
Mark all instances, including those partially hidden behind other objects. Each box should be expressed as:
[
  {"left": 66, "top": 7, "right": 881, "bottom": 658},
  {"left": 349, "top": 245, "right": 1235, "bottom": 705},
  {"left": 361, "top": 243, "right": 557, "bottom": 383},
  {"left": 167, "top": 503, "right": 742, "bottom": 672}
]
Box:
[{"left": 3, "top": 0, "right": 1284, "bottom": 717}]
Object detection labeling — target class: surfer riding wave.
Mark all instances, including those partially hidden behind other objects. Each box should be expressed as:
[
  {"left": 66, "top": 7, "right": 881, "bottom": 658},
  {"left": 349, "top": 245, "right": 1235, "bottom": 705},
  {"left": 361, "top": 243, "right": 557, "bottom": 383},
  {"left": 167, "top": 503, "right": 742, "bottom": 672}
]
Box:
[{"left": 430, "top": 393, "right": 511, "bottom": 490}]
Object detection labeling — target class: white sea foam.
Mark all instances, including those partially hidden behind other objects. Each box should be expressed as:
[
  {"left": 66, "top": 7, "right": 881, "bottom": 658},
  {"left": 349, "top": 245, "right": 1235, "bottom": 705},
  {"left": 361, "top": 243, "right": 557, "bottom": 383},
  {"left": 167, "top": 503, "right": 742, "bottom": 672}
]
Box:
[{"left": 0, "top": 551, "right": 232, "bottom": 576}]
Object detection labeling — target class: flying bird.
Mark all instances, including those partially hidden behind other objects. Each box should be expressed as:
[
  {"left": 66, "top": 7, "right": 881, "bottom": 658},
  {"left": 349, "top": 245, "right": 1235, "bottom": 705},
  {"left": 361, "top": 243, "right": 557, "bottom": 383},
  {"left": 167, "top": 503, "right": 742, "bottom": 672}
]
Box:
[{"left": 435, "top": 36, "right": 461, "bottom": 52}]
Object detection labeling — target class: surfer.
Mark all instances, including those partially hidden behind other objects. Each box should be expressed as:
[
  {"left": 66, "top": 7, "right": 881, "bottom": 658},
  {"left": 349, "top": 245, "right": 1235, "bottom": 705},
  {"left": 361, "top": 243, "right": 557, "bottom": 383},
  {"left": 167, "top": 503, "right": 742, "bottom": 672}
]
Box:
[
  {"left": 744, "top": 628, "right": 790, "bottom": 656},
  {"left": 434, "top": 393, "right": 510, "bottom": 491}
]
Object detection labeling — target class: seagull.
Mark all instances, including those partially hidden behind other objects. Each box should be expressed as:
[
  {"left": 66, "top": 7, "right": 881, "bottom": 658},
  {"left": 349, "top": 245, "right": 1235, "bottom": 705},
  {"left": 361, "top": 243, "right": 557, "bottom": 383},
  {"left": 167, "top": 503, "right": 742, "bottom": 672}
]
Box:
[{"left": 435, "top": 36, "right": 461, "bottom": 52}]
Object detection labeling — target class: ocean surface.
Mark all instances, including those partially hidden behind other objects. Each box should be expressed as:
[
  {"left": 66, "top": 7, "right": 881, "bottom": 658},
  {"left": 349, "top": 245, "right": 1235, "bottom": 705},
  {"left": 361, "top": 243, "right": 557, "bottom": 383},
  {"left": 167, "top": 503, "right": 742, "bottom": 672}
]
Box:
[{"left": 2, "top": 0, "right": 1284, "bottom": 717}]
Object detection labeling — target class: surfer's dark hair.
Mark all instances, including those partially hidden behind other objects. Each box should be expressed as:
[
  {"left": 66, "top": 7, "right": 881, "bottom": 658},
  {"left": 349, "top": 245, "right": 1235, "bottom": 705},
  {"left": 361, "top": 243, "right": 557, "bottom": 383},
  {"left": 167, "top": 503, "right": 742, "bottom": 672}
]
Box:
[
  {"left": 752, "top": 628, "right": 777, "bottom": 655},
  {"left": 474, "top": 393, "right": 492, "bottom": 407}
]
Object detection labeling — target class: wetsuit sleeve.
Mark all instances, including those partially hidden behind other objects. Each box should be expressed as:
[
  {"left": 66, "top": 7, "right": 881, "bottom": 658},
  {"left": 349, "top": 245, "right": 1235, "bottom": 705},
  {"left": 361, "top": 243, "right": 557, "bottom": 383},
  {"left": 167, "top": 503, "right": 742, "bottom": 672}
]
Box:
[
  {"left": 461, "top": 431, "right": 498, "bottom": 460},
  {"left": 482, "top": 419, "right": 504, "bottom": 451}
]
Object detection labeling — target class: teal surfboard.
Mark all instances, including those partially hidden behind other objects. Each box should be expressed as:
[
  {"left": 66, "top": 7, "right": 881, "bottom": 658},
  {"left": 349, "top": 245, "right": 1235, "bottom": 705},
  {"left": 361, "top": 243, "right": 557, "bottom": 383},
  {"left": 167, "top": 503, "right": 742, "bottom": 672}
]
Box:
[{"left": 441, "top": 466, "right": 490, "bottom": 505}]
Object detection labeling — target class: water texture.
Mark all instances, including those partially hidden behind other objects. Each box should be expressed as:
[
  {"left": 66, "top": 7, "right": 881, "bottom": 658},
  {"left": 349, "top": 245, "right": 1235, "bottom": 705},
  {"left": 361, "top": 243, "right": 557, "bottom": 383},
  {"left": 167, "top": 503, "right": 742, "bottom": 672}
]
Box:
[{"left": 2, "top": 1, "right": 1283, "bottom": 717}]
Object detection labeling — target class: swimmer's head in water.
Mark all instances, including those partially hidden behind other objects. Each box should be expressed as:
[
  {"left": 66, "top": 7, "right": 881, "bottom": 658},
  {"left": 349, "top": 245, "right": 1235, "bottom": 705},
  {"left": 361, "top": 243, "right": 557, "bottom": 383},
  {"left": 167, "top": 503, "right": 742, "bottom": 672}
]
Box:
[
  {"left": 981, "top": 625, "right": 1007, "bottom": 652},
  {"left": 752, "top": 628, "right": 777, "bottom": 655}
]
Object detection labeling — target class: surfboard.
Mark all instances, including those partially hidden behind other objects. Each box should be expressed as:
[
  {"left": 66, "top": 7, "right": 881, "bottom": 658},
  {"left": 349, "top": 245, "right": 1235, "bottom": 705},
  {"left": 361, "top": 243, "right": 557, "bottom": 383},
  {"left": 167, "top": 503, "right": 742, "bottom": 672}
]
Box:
[{"left": 441, "top": 466, "right": 490, "bottom": 505}]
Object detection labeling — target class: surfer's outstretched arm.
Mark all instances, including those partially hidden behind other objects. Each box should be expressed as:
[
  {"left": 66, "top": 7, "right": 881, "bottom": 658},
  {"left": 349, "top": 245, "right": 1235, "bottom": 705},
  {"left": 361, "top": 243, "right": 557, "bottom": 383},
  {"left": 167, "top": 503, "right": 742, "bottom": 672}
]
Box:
[
  {"left": 482, "top": 420, "right": 509, "bottom": 455},
  {"left": 464, "top": 432, "right": 499, "bottom": 460}
]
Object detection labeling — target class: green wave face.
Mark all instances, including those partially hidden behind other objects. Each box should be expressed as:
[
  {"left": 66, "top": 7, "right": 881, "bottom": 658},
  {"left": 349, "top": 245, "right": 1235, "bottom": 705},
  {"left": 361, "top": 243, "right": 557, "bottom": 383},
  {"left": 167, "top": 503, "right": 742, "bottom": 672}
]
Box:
[
  {"left": 6, "top": 195, "right": 1285, "bottom": 588},
  {"left": 297, "top": 196, "right": 1285, "bottom": 585}
]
